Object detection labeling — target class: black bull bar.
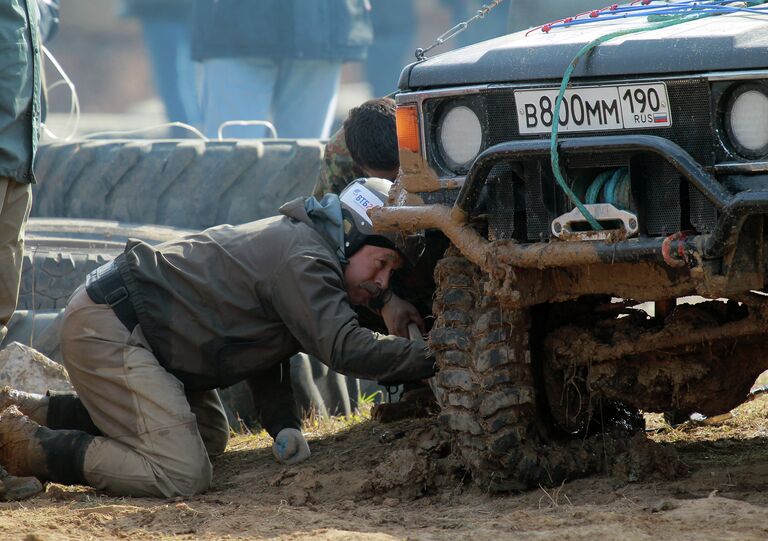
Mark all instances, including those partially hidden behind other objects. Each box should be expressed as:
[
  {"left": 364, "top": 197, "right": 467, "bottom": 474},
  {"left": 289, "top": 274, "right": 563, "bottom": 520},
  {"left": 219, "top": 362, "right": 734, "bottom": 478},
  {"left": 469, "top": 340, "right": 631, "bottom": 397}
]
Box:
[{"left": 372, "top": 134, "right": 768, "bottom": 269}]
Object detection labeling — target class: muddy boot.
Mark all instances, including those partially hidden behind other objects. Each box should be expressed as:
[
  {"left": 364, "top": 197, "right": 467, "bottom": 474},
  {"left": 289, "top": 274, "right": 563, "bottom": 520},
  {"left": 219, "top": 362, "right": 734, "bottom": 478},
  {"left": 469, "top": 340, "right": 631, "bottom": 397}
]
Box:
[
  {"left": 0, "top": 465, "right": 42, "bottom": 501},
  {"left": 0, "top": 386, "right": 49, "bottom": 426},
  {"left": 0, "top": 406, "right": 94, "bottom": 486},
  {"left": 0, "top": 388, "right": 100, "bottom": 435},
  {"left": 0, "top": 406, "right": 49, "bottom": 479}
]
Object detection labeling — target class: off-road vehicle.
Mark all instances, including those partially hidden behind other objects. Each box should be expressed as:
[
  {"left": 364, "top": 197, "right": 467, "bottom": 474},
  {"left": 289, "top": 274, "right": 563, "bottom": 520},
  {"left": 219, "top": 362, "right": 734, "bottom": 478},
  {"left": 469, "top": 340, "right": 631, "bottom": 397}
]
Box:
[{"left": 372, "top": 1, "right": 768, "bottom": 491}]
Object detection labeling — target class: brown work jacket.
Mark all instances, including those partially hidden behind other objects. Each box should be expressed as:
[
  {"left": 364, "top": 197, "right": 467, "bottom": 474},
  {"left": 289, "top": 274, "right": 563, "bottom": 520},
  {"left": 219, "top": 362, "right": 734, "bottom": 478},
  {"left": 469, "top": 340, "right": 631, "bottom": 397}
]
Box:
[{"left": 115, "top": 198, "right": 433, "bottom": 391}]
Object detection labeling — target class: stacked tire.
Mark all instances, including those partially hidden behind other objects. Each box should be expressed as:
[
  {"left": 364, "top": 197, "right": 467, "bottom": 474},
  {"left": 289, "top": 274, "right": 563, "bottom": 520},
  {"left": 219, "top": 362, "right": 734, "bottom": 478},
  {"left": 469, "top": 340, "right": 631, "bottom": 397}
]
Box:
[
  {"left": 32, "top": 139, "right": 322, "bottom": 228},
  {"left": 8, "top": 218, "right": 192, "bottom": 362}
]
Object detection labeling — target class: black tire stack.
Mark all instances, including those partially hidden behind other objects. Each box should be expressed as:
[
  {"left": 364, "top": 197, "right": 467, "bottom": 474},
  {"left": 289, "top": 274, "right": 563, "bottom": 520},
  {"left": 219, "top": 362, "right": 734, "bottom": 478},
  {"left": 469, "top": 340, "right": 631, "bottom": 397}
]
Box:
[
  {"left": 25, "top": 139, "right": 322, "bottom": 313},
  {"left": 19, "top": 218, "right": 190, "bottom": 310},
  {"left": 9, "top": 219, "right": 192, "bottom": 363},
  {"left": 32, "top": 140, "right": 322, "bottom": 228}
]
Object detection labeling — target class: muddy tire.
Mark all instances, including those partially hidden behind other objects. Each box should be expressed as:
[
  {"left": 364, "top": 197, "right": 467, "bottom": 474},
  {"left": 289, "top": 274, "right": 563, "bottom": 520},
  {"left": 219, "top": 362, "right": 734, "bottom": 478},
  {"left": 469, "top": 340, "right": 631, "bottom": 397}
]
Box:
[
  {"left": 431, "top": 255, "right": 544, "bottom": 491},
  {"left": 431, "top": 253, "right": 610, "bottom": 491}
]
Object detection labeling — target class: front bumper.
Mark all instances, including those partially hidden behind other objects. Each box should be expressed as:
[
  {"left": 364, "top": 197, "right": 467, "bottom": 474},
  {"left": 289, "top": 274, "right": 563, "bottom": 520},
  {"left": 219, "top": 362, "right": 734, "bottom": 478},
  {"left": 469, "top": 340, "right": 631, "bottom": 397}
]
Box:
[{"left": 376, "top": 134, "right": 768, "bottom": 268}]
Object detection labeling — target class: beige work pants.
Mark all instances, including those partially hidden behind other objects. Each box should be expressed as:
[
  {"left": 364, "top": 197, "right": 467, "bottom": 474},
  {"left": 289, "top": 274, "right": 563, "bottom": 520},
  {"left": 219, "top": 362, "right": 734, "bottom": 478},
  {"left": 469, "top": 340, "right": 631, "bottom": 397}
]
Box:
[
  {"left": 0, "top": 177, "right": 32, "bottom": 341},
  {"left": 60, "top": 287, "right": 230, "bottom": 497}
]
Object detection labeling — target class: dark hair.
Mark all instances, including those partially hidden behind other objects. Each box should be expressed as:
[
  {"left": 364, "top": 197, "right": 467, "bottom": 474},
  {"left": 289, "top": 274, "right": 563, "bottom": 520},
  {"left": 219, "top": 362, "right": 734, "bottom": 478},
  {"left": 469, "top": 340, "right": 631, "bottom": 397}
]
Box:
[{"left": 343, "top": 98, "right": 399, "bottom": 172}]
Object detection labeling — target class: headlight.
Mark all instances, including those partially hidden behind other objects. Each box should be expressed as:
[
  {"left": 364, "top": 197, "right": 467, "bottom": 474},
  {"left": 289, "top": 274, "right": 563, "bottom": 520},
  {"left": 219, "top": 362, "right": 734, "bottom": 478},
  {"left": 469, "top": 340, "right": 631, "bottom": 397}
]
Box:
[
  {"left": 725, "top": 84, "right": 768, "bottom": 159},
  {"left": 438, "top": 105, "right": 483, "bottom": 170}
]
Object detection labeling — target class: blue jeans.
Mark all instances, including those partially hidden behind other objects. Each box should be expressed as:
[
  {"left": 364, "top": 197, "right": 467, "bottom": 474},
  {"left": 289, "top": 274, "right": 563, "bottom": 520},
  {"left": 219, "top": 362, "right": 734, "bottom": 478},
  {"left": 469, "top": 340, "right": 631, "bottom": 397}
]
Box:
[
  {"left": 199, "top": 58, "right": 342, "bottom": 139},
  {"left": 140, "top": 18, "right": 201, "bottom": 136},
  {"left": 365, "top": 0, "right": 417, "bottom": 98}
]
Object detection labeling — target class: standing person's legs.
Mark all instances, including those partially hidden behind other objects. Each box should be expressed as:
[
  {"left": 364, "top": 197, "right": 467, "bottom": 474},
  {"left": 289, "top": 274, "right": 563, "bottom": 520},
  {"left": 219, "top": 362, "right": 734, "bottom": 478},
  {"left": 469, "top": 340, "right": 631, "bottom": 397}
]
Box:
[
  {"left": 199, "top": 57, "right": 278, "bottom": 138},
  {"left": 0, "top": 177, "right": 32, "bottom": 342},
  {"left": 366, "top": 1, "right": 417, "bottom": 98},
  {"left": 47, "top": 288, "right": 213, "bottom": 497},
  {"left": 0, "top": 187, "right": 43, "bottom": 501},
  {"left": 273, "top": 59, "right": 342, "bottom": 139},
  {"left": 140, "top": 17, "right": 202, "bottom": 134}
]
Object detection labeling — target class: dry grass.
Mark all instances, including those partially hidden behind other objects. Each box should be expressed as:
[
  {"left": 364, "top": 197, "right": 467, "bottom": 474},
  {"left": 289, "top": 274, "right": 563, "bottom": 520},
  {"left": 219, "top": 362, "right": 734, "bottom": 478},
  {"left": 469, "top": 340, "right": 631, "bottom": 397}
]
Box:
[
  {"left": 226, "top": 395, "right": 376, "bottom": 453},
  {"left": 302, "top": 396, "right": 375, "bottom": 439},
  {"left": 648, "top": 382, "right": 768, "bottom": 446}
]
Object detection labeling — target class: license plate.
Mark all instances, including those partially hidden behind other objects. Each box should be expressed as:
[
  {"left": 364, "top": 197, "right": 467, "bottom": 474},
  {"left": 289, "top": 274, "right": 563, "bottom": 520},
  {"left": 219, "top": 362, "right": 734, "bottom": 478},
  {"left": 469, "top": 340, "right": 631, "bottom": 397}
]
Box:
[{"left": 515, "top": 83, "right": 671, "bottom": 135}]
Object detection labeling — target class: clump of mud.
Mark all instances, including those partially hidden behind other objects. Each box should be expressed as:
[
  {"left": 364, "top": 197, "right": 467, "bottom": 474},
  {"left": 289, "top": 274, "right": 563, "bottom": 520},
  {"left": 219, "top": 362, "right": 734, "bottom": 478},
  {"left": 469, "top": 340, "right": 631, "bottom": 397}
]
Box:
[
  {"left": 608, "top": 432, "right": 689, "bottom": 482},
  {"left": 278, "top": 469, "right": 322, "bottom": 506},
  {"left": 365, "top": 424, "right": 464, "bottom": 500},
  {"left": 552, "top": 429, "right": 689, "bottom": 488}
]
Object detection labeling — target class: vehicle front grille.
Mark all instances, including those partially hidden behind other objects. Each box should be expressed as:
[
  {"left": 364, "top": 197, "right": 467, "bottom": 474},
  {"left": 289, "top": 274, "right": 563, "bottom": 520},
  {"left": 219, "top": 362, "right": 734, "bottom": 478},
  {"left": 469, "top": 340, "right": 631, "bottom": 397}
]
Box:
[{"left": 424, "top": 78, "right": 719, "bottom": 240}]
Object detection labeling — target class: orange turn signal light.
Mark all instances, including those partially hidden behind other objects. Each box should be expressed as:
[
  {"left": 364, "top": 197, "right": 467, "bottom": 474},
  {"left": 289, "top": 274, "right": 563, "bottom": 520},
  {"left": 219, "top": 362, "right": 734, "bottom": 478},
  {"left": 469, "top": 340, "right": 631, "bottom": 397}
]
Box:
[{"left": 396, "top": 105, "right": 420, "bottom": 154}]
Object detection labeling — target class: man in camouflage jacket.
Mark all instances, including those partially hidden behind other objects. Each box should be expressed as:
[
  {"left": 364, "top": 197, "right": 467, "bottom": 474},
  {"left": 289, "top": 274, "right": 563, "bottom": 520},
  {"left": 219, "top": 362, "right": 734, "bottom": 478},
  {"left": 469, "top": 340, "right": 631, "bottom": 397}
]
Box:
[
  {"left": 313, "top": 127, "right": 365, "bottom": 200},
  {"left": 313, "top": 97, "right": 399, "bottom": 198}
]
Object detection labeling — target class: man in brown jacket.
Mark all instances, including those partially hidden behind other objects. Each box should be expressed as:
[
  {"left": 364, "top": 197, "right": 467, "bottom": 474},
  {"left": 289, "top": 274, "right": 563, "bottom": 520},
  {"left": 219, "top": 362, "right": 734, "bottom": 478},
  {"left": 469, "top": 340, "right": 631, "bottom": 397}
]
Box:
[{"left": 0, "top": 179, "right": 434, "bottom": 498}]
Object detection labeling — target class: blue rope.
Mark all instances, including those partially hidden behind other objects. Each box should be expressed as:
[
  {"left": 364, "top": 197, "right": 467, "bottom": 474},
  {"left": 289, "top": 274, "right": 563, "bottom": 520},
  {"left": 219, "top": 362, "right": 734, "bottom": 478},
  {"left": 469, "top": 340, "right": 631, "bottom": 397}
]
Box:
[
  {"left": 583, "top": 167, "right": 631, "bottom": 209},
  {"left": 603, "top": 167, "right": 630, "bottom": 208},
  {"left": 549, "top": 11, "right": 713, "bottom": 230},
  {"left": 586, "top": 170, "right": 614, "bottom": 204},
  {"left": 545, "top": 1, "right": 768, "bottom": 31}
]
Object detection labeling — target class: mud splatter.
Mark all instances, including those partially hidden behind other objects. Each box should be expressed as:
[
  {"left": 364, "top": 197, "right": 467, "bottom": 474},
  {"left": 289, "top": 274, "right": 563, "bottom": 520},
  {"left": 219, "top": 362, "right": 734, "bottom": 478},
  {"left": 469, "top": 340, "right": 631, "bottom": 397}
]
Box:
[{"left": 398, "top": 150, "right": 442, "bottom": 193}]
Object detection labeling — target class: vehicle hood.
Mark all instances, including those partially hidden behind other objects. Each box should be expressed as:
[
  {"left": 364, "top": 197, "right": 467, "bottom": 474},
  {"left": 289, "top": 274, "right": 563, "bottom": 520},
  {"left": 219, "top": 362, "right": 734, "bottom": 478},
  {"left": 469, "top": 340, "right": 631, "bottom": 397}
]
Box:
[{"left": 401, "top": 8, "right": 768, "bottom": 89}]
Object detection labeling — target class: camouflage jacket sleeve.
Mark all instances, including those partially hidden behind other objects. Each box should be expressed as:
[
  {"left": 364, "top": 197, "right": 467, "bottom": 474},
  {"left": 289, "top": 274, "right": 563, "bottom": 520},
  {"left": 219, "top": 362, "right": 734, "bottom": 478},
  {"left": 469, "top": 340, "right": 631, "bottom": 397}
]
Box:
[{"left": 312, "top": 127, "right": 365, "bottom": 199}]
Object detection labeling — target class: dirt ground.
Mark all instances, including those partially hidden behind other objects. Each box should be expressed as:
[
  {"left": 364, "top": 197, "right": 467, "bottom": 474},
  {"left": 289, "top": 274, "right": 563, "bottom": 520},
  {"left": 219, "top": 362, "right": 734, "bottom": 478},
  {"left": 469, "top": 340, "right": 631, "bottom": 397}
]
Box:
[{"left": 2, "top": 391, "right": 768, "bottom": 541}]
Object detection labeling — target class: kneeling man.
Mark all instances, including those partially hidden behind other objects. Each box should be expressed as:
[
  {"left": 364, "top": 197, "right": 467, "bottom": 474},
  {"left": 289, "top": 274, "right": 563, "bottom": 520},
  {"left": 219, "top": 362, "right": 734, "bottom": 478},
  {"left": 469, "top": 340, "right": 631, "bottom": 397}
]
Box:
[{"left": 0, "top": 179, "right": 434, "bottom": 497}]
